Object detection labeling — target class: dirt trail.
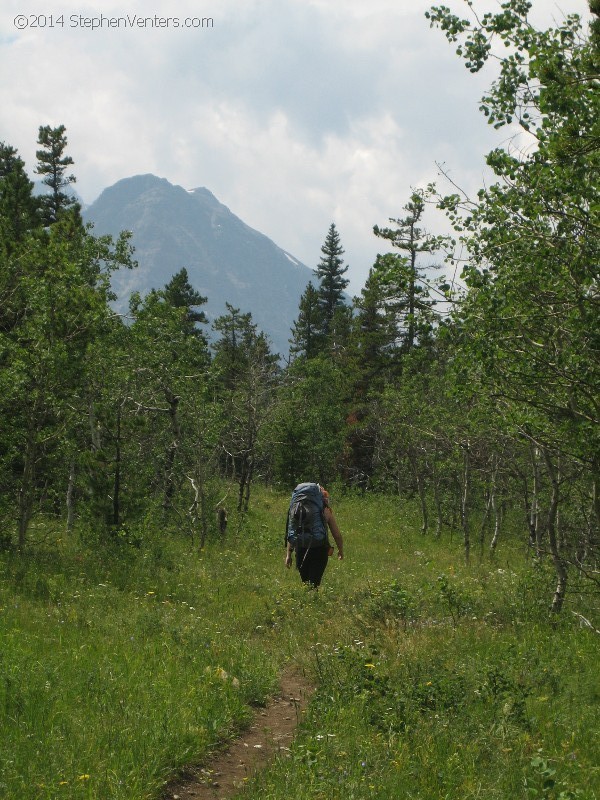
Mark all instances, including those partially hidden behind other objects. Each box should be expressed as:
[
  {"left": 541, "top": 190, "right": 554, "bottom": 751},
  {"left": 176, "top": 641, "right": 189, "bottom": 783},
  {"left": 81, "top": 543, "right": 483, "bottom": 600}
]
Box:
[{"left": 163, "top": 668, "right": 314, "bottom": 800}]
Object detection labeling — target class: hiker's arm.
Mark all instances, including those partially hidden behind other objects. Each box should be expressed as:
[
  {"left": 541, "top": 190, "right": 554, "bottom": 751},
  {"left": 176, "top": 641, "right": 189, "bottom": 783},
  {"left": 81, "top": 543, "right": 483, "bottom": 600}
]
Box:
[
  {"left": 325, "top": 507, "right": 344, "bottom": 559},
  {"left": 285, "top": 540, "right": 293, "bottom": 568}
]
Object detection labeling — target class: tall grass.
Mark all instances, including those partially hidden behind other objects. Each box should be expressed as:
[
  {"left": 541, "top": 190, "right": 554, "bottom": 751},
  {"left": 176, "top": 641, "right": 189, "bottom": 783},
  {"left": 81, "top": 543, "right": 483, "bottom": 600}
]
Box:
[{"left": 1, "top": 488, "right": 598, "bottom": 799}]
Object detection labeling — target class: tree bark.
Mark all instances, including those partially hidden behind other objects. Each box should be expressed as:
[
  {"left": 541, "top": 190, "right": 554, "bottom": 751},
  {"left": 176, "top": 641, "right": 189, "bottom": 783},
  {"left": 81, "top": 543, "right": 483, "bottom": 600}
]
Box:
[
  {"left": 532, "top": 444, "right": 543, "bottom": 557},
  {"left": 461, "top": 445, "right": 471, "bottom": 564},
  {"left": 489, "top": 487, "right": 502, "bottom": 555},
  {"left": 162, "top": 389, "right": 181, "bottom": 511},
  {"left": 112, "top": 403, "right": 121, "bottom": 528},
  {"left": 433, "top": 469, "right": 443, "bottom": 538},
  {"left": 542, "top": 448, "right": 568, "bottom": 614},
  {"left": 18, "top": 425, "right": 37, "bottom": 550},
  {"left": 408, "top": 445, "right": 428, "bottom": 535},
  {"left": 66, "top": 461, "right": 76, "bottom": 532}
]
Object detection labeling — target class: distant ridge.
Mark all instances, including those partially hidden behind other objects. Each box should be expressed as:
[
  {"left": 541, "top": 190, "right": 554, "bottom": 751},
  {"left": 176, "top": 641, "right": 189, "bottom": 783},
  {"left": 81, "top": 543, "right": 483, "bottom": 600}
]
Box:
[{"left": 83, "top": 174, "right": 313, "bottom": 356}]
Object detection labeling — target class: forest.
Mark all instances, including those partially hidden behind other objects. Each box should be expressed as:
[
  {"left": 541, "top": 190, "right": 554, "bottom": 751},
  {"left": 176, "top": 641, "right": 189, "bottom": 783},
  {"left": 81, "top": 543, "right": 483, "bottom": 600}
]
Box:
[
  {"left": 2, "top": 0, "right": 598, "bottom": 610},
  {"left": 0, "top": 2, "right": 599, "bottom": 797}
]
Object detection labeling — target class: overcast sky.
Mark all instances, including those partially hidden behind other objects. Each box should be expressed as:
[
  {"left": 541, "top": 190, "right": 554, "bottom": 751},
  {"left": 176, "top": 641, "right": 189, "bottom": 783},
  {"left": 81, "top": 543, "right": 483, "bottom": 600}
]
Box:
[{"left": 1, "top": 0, "right": 592, "bottom": 294}]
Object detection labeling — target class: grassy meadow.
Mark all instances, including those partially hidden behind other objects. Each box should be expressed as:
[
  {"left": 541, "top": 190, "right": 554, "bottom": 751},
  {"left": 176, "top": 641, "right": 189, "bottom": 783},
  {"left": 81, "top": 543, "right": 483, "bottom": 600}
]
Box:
[{"left": 1, "top": 488, "right": 598, "bottom": 799}]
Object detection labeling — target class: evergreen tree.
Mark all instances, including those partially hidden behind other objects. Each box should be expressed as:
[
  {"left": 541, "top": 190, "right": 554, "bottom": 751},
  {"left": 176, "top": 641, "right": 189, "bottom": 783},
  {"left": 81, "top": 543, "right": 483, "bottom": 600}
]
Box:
[
  {"left": 315, "top": 223, "right": 349, "bottom": 336},
  {"left": 289, "top": 281, "right": 325, "bottom": 360},
  {"left": 35, "top": 124, "right": 78, "bottom": 225},
  {"left": 373, "top": 190, "right": 447, "bottom": 353},
  {"left": 268, "top": 355, "right": 349, "bottom": 487},
  {"left": 212, "top": 303, "right": 256, "bottom": 390},
  {"left": 161, "top": 267, "right": 208, "bottom": 340},
  {"left": 351, "top": 259, "right": 399, "bottom": 388},
  {"left": 0, "top": 143, "right": 39, "bottom": 246}
]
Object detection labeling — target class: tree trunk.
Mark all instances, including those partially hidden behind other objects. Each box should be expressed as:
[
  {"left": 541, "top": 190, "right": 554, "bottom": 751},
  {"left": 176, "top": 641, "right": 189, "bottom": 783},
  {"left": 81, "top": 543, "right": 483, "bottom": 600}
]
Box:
[
  {"left": 531, "top": 444, "right": 543, "bottom": 557},
  {"left": 237, "top": 455, "right": 248, "bottom": 513},
  {"left": 478, "top": 490, "right": 492, "bottom": 557},
  {"left": 18, "top": 426, "right": 37, "bottom": 550},
  {"left": 489, "top": 487, "right": 502, "bottom": 555},
  {"left": 163, "top": 390, "right": 181, "bottom": 512},
  {"left": 581, "top": 474, "right": 598, "bottom": 563},
  {"left": 461, "top": 445, "right": 471, "bottom": 564},
  {"left": 243, "top": 457, "right": 254, "bottom": 513},
  {"left": 66, "top": 461, "right": 76, "bottom": 532},
  {"left": 433, "top": 470, "right": 443, "bottom": 538},
  {"left": 542, "top": 448, "right": 568, "bottom": 614},
  {"left": 112, "top": 404, "right": 121, "bottom": 527},
  {"left": 408, "top": 446, "right": 428, "bottom": 535},
  {"left": 592, "top": 469, "right": 600, "bottom": 541},
  {"left": 520, "top": 471, "right": 535, "bottom": 552},
  {"left": 89, "top": 399, "right": 101, "bottom": 451}
]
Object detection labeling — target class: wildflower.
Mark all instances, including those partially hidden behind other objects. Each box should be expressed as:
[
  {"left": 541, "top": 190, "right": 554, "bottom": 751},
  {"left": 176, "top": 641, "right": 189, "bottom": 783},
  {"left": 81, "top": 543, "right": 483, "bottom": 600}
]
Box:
[{"left": 364, "top": 663, "right": 376, "bottom": 669}]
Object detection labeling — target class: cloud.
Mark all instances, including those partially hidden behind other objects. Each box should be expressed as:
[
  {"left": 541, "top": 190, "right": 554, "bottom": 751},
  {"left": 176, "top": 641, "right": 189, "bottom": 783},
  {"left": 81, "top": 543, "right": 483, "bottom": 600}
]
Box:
[{"left": 0, "top": 0, "right": 593, "bottom": 293}]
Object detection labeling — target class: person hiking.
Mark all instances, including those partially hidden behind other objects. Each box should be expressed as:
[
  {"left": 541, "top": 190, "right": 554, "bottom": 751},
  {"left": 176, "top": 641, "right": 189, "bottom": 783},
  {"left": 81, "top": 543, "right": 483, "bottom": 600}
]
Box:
[{"left": 285, "top": 483, "right": 343, "bottom": 588}]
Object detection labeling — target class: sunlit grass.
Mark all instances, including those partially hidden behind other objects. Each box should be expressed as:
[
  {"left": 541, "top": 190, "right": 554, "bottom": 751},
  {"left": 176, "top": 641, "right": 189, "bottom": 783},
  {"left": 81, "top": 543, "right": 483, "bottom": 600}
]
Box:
[{"left": 1, "top": 487, "right": 598, "bottom": 799}]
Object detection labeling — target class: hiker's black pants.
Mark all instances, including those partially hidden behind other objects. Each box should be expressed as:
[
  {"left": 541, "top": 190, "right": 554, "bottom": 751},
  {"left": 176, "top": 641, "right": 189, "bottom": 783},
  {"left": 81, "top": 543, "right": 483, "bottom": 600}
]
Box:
[{"left": 295, "top": 544, "right": 329, "bottom": 587}]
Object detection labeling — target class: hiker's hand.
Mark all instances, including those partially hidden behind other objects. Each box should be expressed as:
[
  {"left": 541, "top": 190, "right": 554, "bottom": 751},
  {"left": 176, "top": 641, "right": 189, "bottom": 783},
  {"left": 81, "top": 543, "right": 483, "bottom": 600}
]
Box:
[
  {"left": 338, "top": 551, "right": 344, "bottom": 560},
  {"left": 285, "top": 553, "right": 292, "bottom": 569}
]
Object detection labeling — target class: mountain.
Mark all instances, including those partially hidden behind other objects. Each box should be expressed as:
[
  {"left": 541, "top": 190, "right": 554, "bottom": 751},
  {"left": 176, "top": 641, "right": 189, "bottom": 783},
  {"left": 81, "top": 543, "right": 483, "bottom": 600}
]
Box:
[{"left": 83, "top": 174, "right": 313, "bottom": 356}]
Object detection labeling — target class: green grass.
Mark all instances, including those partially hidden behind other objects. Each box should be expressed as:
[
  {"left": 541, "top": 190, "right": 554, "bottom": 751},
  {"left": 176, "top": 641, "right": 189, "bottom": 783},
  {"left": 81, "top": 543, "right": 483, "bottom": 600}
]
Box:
[{"left": 1, "top": 488, "right": 598, "bottom": 799}]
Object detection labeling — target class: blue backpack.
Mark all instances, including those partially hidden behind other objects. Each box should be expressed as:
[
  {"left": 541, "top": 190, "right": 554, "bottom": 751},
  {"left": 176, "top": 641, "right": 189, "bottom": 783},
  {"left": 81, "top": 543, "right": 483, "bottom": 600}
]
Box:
[{"left": 286, "top": 482, "right": 327, "bottom": 549}]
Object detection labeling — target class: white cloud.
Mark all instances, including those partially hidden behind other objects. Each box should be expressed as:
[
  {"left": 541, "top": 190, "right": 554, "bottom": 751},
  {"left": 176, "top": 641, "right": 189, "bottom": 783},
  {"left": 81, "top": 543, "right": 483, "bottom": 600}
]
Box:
[{"left": 0, "top": 0, "right": 593, "bottom": 294}]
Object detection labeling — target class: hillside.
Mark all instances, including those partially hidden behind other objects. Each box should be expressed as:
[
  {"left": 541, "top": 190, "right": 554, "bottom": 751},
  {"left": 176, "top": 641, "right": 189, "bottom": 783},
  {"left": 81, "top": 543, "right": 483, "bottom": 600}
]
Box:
[{"left": 83, "top": 174, "right": 314, "bottom": 356}]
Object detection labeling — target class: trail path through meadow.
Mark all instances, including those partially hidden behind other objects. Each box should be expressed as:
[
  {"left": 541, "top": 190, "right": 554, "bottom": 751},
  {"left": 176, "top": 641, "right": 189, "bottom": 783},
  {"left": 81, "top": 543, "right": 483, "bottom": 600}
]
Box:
[{"left": 163, "top": 668, "right": 314, "bottom": 800}]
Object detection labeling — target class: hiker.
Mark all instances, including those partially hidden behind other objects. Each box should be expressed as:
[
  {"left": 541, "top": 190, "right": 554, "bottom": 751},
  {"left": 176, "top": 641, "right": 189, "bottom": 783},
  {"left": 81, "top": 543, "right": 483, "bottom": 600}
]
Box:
[{"left": 285, "top": 483, "right": 343, "bottom": 588}]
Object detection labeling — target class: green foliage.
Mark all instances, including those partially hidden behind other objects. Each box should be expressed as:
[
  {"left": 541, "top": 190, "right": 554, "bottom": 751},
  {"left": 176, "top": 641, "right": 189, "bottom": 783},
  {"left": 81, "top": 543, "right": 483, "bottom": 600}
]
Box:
[
  {"left": 315, "top": 222, "right": 350, "bottom": 334},
  {"left": 372, "top": 188, "right": 450, "bottom": 355},
  {"left": 0, "top": 142, "right": 39, "bottom": 246},
  {"left": 35, "top": 124, "right": 78, "bottom": 225},
  {"left": 429, "top": 0, "right": 599, "bottom": 464},
  {"left": 267, "top": 355, "right": 350, "bottom": 488},
  {"left": 1, "top": 489, "right": 599, "bottom": 800},
  {"left": 161, "top": 266, "right": 209, "bottom": 338},
  {"left": 525, "top": 752, "right": 585, "bottom": 800},
  {"left": 290, "top": 280, "right": 326, "bottom": 360},
  {"left": 360, "top": 578, "right": 418, "bottom": 629}
]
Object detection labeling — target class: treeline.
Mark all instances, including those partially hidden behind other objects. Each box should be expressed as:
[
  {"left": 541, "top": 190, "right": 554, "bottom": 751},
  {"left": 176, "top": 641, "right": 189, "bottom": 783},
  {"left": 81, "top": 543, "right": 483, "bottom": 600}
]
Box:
[{"left": 1, "top": 1, "right": 598, "bottom": 612}]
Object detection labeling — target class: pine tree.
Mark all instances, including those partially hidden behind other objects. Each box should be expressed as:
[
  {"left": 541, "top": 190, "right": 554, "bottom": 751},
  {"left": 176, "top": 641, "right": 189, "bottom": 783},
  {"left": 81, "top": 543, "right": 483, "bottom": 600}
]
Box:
[
  {"left": 351, "top": 260, "right": 398, "bottom": 386},
  {"left": 315, "top": 223, "right": 349, "bottom": 336},
  {"left": 289, "top": 281, "right": 325, "bottom": 360},
  {"left": 373, "top": 190, "right": 446, "bottom": 353},
  {"left": 35, "top": 124, "right": 78, "bottom": 225},
  {"left": 162, "top": 268, "right": 208, "bottom": 339},
  {"left": 0, "top": 142, "right": 39, "bottom": 246}
]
